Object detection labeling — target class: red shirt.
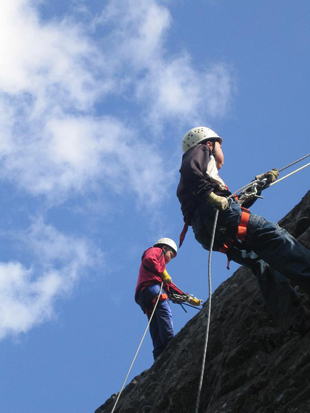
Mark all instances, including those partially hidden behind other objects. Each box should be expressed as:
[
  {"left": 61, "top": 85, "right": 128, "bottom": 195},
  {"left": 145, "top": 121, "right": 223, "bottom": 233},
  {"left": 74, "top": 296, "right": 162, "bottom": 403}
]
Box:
[{"left": 135, "top": 247, "right": 166, "bottom": 301}]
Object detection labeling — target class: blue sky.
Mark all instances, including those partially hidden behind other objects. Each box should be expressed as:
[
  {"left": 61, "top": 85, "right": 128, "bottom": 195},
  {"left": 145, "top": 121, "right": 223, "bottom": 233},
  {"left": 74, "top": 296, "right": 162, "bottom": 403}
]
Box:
[{"left": 0, "top": 1, "right": 309, "bottom": 412}]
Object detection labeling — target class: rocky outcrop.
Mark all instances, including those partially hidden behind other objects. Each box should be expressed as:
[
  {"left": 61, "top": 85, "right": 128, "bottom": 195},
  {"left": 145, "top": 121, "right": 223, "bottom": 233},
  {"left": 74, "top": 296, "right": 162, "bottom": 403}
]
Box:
[{"left": 96, "top": 191, "right": 310, "bottom": 413}]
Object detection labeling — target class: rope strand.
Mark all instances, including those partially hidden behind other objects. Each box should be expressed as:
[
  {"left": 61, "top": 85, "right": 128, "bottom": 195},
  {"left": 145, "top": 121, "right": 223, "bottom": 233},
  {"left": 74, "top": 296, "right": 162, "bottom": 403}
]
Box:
[
  {"left": 278, "top": 153, "right": 310, "bottom": 173},
  {"left": 228, "top": 154, "right": 310, "bottom": 200},
  {"left": 195, "top": 209, "right": 219, "bottom": 413},
  {"left": 269, "top": 162, "right": 310, "bottom": 187},
  {"left": 111, "top": 282, "right": 164, "bottom": 413}
]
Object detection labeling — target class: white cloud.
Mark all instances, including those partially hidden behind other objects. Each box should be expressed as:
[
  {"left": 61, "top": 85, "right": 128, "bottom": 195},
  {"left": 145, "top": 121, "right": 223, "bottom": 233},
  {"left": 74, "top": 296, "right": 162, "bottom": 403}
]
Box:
[
  {"left": 96, "top": 0, "right": 171, "bottom": 67},
  {"left": 0, "top": 0, "right": 234, "bottom": 207},
  {"left": 96, "top": 0, "right": 234, "bottom": 124},
  {"left": 0, "top": 218, "right": 102, "bottom": 339},
  {"left": 0, "top": 113, "right": 169, "bottom": 206},
  {"left": 136, "top": 58, "right": 233, "bottom": 125},
  {"left": 0, "top": 0, "right": 235, "bottom": 339},
  {"left": 0, "top": 0, "right": 107, "bottom": 108}
]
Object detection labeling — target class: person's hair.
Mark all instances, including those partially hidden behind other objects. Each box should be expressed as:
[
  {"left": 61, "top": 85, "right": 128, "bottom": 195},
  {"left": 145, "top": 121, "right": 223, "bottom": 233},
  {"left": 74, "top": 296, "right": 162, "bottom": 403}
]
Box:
[
  {"left": 155, "top": 244, "right": 175, "bottom": 255},
  {"left": 200, "top": 138, "right": 219, "bottom": 145}
]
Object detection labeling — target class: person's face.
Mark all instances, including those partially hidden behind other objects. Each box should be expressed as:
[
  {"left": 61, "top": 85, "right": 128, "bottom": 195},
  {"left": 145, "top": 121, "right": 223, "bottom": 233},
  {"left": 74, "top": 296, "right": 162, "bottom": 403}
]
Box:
[
  {"left": 164, "top": 250, "right": 175, "bottom": 264},
  {"left": 206, "top": 140, "right": 224, "bottom": 170},
  {"left": 213, "top": 141, "right": 224, "bottom": 170}
]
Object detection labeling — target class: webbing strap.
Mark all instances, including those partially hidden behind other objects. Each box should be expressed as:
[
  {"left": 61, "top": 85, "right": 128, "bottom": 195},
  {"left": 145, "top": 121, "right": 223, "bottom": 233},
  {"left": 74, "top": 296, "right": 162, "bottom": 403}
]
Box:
[
  {"left": 151, "top": 293, "right": 168, "bottom": 307},
  {"left": 219, "top": 208, "right": 250, "bottom": 268},
  {"left": 219, "top": 239, "right": 234, "bottom": 269},
  {"left": 179, "top": 221, "right": 189, "bottom": 247},
  {"left": 219, "top": 239, "right": 234, "bottom": 254},
  {"left": 237, "top": 207, "right": 250, "bottom": 241},
  {"left": 145, "top": 293, "right": 168, "bottom": 317}
]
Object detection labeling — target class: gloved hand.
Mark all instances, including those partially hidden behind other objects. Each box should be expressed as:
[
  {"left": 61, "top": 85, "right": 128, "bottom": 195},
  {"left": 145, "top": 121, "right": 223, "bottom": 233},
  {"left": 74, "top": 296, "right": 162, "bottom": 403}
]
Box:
[
  {"left": 255, "top": 168, "right": 279, "bottom": 184},
  {"left": 186, "top": 294, "right": 203, "bottom": 306},
  {"left": 161, "top": 269, "right": 172, "bottom": 284},
  {"left": 206, "top": 192, "right": 228, "bottom": 211}
]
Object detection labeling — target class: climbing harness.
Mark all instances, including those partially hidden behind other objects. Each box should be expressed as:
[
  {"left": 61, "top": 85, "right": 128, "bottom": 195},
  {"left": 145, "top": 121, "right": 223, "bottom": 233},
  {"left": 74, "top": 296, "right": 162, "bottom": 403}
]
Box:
[
  {"left": 236, "top": 207, "right": 251, "bottom": 240},
  {"left": 194, "top": 153, "right": 310, "bottom": 413},
  {"left": 110, "top": 282, "right": 164, "bottom": 413}
]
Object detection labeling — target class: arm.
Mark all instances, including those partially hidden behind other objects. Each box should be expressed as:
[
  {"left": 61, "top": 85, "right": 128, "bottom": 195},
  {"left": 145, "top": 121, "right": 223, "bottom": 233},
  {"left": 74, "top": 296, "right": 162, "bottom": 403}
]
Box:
[
  {"left": 179, "top": 145, "right": 229, "bottom": 210},
  {"left": 179, "top": 145, "right": 215, "bottom": 200},
  {"left": 239, "top": 169, "right": 279, "bottom": 208},
  {"left": 168, "top": 282, "right": 202, "bottom": 306}
]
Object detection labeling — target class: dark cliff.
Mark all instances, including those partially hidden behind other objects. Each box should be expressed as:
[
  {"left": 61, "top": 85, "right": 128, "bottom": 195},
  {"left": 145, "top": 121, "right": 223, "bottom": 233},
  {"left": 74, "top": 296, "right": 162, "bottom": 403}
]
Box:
[{"left": 96, "top": 191, "right": 310, "bottom": 413}]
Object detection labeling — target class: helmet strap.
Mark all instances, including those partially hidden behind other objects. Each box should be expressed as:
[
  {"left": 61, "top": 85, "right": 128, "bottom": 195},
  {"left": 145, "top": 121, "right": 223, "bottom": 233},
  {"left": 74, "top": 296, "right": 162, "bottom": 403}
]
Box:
[
  {"left": 163, "top": 246, "right": 175, "bottom": 256},
  {"left": 211, "top": 141, "right": 216, "bottom": 156},
  {"left": 204, "top": 140, "right": 216, "bottom": 156}
]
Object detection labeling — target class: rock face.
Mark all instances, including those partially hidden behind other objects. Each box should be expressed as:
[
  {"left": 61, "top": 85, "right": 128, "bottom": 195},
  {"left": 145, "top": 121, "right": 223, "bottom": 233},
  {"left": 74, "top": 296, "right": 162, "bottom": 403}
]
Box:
[{"left": 96, "top": 192, "right": 310, "bottom": 413}]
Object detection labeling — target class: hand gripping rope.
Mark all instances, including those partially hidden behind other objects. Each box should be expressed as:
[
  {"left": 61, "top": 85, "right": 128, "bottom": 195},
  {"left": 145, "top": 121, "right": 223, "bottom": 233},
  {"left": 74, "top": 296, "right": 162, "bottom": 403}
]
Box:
[
  {"left": 110, "top": 282, "right": 164, "bottom": 413},
  {"left": 230, "top": 153, "right": 310, "bottom": 204},
  {"left": 195, "top": 153, "right": 310, "bottom": 413}
]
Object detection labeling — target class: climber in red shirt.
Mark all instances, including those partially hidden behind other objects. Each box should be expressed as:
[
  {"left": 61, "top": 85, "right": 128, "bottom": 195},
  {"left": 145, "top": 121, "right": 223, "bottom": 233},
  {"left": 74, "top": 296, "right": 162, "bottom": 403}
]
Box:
[{"left": 135, "top": 237, "right": 201, "bottom": 360}]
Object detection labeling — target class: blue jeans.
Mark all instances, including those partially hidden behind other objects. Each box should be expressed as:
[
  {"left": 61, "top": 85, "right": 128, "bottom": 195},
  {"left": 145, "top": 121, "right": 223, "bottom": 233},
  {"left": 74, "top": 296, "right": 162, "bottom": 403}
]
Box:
[
  {"left": 136, "top": 284, "right": 174, "bottom": 359},
  {"left": 192, "top": 200, "right": 310, "bottom": 327}
]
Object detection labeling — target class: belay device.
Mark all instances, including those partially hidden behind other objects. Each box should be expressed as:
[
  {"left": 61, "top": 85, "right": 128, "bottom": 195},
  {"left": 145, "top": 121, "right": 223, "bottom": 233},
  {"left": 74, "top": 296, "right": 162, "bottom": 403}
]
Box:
[{"left": 167, "top": 284, "right": 203, "bottom": 312}]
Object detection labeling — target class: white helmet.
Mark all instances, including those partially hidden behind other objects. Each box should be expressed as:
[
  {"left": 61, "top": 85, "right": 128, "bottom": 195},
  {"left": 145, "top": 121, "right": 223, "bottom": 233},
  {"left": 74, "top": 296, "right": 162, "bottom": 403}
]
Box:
[
  {"left": 182, "top": 126, "right": 222, "bottom": 153},
  {"left": 154, "top": 238, "right": 178, "bottom": 256}
]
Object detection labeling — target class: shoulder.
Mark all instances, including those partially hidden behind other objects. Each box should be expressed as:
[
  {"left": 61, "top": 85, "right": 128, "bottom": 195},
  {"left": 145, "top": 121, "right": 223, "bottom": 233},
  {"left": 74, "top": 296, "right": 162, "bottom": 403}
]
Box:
[
  {"left": 143, "top": 247, "right": 162, "bottom": 258},
  {"left": 183, "top": 144, "right": 209, "bottom": 160},
  {"left": 181, "top": 144, "right": 210, "bottom": 170}
]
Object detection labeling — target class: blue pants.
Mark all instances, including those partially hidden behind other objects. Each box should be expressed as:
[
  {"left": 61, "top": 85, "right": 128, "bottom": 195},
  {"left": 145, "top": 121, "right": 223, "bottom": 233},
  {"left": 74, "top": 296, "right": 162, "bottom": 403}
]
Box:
[
  {"left": 192, "top": 200, "right": 310, "bottom": 328},
  {"left": 136, "top": 284, "right": 174, "bottom": 359}
]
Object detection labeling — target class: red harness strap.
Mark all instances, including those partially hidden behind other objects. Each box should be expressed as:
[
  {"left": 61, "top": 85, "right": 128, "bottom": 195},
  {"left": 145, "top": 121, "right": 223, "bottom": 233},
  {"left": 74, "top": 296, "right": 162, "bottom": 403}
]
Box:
[
  {"left": 145, "top": 293, "right": 168, "bottom": 317},
  {"left": 144, "top": 293, "right": 168, "bottom": 317},
  {"left": 219, "top": 207, "right": 251, "bottom": 268},
  {"left": 236, "top": 207, "right": 250, "bottom": 241},
  {"left": 219, "top": 239, "right": 234, "bottom": 254},
  {"left": 151, "top": 293, "right": 168, "bottom": 307},
  {"left": 179, "top": 221, "right": 189, "bottom": 248},
  {"left": 219, "top": 239, "right": 234, "bottom": 268}
]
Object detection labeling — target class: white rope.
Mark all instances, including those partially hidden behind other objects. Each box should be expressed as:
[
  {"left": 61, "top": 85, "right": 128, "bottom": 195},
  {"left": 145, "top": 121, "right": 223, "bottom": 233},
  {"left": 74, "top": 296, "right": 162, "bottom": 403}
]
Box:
[
  {"left": 111, "top": 282, "right": 164, "bottom": 413},
  {"left": 228, "top": 154, "right": 310, "bottom": 200},
  {"left": 195, "top": 209, "right": 219, "bottom": 413},
  {"left": 278, "top": 153, "right": 310, "bottom": 173}
]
